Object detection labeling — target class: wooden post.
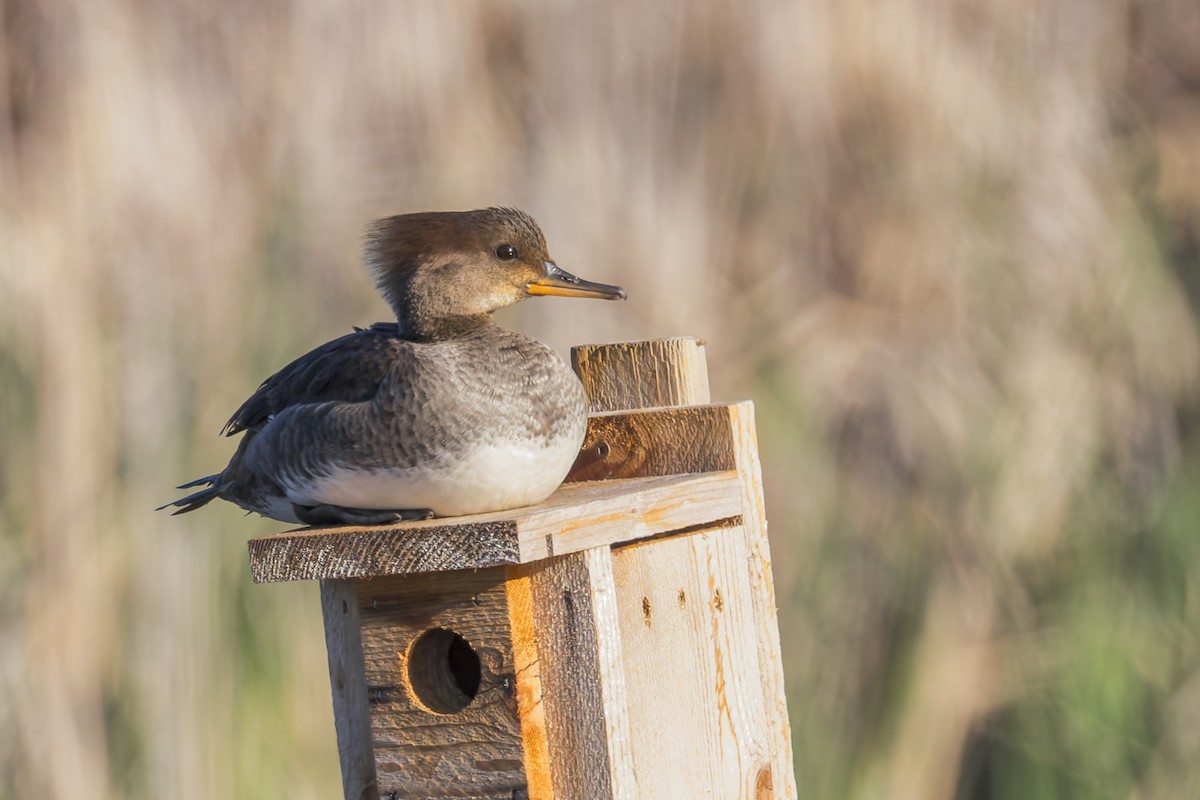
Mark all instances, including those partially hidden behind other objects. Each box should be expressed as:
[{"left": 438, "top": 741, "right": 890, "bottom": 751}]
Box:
[{"left": 248, "top": 336, "right": 796, "bottom": 799}]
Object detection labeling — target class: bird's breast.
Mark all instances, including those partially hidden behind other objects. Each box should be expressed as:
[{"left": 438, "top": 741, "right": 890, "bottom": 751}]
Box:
[
  {"left": 288, "top": 426, "right": 584, "bottom": 516},
  {"left": 248, "top": 327, "right": 589, "bottom": 518}
]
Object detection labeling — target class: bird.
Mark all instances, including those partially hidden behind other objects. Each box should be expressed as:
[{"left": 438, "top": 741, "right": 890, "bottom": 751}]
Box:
[{"left": 159, "top": 207, "right": 625, "bottom": 526}]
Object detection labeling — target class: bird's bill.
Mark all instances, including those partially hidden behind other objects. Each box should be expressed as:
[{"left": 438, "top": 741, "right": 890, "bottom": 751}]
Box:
[{"left": 527, "top": 261, "right": 627, "bottom": 300}]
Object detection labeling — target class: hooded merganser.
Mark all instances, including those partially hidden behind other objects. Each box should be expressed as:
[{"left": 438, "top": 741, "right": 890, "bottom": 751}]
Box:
[{"left": 160, "top": 207, "right": 625, "bottom": 526}]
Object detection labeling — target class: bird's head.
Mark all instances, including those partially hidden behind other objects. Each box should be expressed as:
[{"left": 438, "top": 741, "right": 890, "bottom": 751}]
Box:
[{"left": 364, "top": 207, "right": 625, "bottom": 338}]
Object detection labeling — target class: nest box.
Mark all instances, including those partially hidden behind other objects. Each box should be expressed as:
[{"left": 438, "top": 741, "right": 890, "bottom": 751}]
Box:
[{"left": 248, "top": 338, "right": 796, "bottom": 800}]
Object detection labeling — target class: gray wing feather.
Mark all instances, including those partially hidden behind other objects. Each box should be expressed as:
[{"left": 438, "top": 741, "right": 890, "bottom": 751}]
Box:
[{"left": 223, "top": 323, "right": 406, "bottom": 435}]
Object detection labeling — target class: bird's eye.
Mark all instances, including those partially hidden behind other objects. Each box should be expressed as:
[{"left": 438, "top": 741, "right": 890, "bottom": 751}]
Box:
[{"left": 495, "top": 244, "right": 518, "bottom": 260}]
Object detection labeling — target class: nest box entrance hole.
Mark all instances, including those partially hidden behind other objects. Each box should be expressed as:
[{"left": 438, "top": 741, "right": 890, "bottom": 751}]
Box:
[{"left": 406, "top": 627, "right": 482, "bottom": 714}]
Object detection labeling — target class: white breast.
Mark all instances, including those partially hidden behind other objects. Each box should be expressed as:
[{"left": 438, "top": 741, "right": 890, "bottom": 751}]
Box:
[{"left": 284, "top": 431, "right": 583, "bottom": 517}]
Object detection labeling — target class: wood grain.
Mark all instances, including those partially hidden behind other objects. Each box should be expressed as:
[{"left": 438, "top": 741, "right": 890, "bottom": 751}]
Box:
[
  {"left": 320, "top": 579, "right": 380, "bottom": 800},
  {"left": 729, "top": 402, "right": 798, "bottom": 800},
  {"left": 514, "top": 470, "right": 741, "bottom": 563},
  {"left": 354, "top": 568, "right": 529, "bottom": 799},
  {"left": 504, "top": 566, "right": 553, "bottom": 800},
  {"left": 572, "top": 337, "right": 710, "bottom": 412},
  {"left": 249, "top": 471, "right": 743, "bottom": 582},
  {"left": 569, "top": 338, "right": 798, "bottom": 800},
  {"left": 611, "top": 525, "right": 772, "bottom": 798},
  {"left": 525, "top": 547, "right": 637, "bottom": 800},
  {"left": 252, "top": 519, "right": 519, "bottom": 583},
  {"left": 566, "top": 405, "right": 736, "bottom": 482}
]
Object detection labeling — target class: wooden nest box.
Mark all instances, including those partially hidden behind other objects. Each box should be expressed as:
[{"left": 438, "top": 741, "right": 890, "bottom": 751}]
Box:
[{"left": 248, "top": 337, "right": 796, "bottom": 800}]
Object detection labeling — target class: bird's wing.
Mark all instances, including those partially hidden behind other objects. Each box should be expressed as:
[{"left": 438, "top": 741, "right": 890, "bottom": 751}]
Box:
[{"left": 222, "top": 322, "right": 407, "bottom": 436}]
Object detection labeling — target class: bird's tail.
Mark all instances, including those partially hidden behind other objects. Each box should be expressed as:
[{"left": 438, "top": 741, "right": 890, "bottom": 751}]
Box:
[{"left": 156, "top": 474, "right": 223, "bottom": 515}]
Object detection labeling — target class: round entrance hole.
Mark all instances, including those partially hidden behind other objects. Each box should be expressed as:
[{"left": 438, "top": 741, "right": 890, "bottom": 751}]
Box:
[{"left": 406, "top": 627, "right": 482, "bottom": 714}]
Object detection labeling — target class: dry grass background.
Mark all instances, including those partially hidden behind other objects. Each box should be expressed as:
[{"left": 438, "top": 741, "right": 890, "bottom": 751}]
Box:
[{"left": 2, "top": 1, "right": 1199, "bottom": 798}]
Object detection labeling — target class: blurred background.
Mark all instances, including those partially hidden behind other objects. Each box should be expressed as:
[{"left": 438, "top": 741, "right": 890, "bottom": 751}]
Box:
[{"left": 2, "top": 1, "right": 1198, "bottom": 797}]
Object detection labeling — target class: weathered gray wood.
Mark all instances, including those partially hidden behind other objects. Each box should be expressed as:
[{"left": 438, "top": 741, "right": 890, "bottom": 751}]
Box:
[
  {"left": 256, "top": 521, "right": 519, "bottom": 583},
  {"left": 320, "top": 579, "right": 380, "bottom": 800},
  {"left": 353, "top": 569, "right": 529, "bottom": 798},
  {"left": 249, "top": 471, "right": 742, "bottom": 583},
  {"left": 525, "top": 547, "right": 637, "bottom": 799}
]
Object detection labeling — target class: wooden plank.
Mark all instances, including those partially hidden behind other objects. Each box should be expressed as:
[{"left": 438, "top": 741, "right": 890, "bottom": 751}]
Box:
[
  {"left": 569, "top": 339, "right": 797, "bottom": 800},
  {"left": 572, "top": 337, "right": 710, "bottom": 412},
  {"left": 515, "top": 470, "right": 740, "bottom": 563},
  {"left": 504, "top": 567, "right": 554, "bottom": 800},
  {"left": 525, "top": 547, "right": 637, "bottom": 800},
  {"left": 611, "top": 525, "right": 772, "bottom": 798},
  {"left": 253, "top": 519, "right": 520, "bottom": 583},
  {"left": 249, "top": 471, "right": 743, "bottom": 582},
  {"left": 729, "top": 402, "right": 798, "bottom": 800},
  {"left": 567, "top": 405, "right": 736, "bottom": 482},
  {"left": 353, "top": 568, "right": 529, "bottom": 799},
  {"left": 320, "top": 579, "right": 380, "bottom": 800}
]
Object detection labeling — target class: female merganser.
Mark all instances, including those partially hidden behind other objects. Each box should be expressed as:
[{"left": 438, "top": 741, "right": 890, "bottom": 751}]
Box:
[{"left": 160, "top": 207, "right": 625, "bottom": 526}]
